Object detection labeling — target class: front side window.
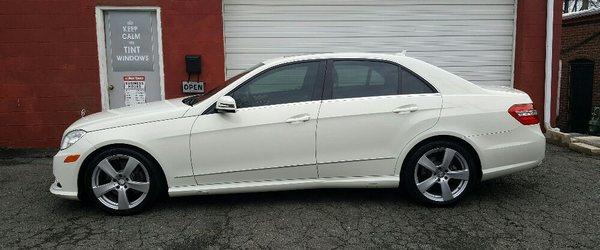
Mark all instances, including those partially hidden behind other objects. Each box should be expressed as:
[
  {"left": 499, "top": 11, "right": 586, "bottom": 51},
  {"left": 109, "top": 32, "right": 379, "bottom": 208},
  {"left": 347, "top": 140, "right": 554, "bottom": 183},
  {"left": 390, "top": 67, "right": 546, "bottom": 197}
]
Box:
[
  {"left": 230, "top": 61, "right": 320, "bottom": 108},
  {"left": 331, "top": 60, "right": 399, "bottom": 99},
  {"left": 184, "top": 63, "right": 264, "bottom": 106}
]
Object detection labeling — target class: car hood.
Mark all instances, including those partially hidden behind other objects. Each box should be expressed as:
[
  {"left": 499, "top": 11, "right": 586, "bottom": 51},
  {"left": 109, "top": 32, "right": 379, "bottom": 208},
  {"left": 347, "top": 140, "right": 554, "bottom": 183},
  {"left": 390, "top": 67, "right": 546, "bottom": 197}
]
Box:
[{"left": 66, "top": 98, "right": 191, "bottom": 132}]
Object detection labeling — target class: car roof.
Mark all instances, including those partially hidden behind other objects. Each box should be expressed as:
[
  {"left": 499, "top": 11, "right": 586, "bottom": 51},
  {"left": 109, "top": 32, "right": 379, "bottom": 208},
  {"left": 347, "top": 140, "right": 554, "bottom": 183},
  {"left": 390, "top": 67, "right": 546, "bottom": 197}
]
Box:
[
  {"left": 261, "top": 52, "right": 403, "bottom": 65},
  {"left": 259, "top": 52, "right": 486, "bottom": 95}
]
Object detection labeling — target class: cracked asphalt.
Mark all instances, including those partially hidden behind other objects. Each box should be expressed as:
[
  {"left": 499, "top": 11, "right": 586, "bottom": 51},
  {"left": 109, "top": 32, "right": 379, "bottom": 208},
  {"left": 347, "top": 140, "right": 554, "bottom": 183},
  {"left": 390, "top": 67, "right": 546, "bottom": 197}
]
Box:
[{"left": 0, "top": 144, "right": 598, "bottom": 249}]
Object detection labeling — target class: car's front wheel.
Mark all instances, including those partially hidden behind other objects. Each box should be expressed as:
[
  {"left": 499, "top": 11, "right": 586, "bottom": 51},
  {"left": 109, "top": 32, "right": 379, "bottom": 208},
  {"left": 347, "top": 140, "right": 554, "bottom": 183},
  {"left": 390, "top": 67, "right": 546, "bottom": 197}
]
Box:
[
  {"left": 82, "top": 148, "right": 164, "bottom": 215},
  {"left": 401, "top": 140, "right": 478, "bottom": 205}
]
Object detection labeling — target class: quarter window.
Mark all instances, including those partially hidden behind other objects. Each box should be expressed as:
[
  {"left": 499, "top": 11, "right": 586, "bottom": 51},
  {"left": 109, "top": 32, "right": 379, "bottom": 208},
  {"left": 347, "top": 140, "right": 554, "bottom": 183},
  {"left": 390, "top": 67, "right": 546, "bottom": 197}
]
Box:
[
  {"left": 230, "top": 62, "right": 320, "bottom": 108},
  {"left": 331, "top": 61, "right": 399, "bottom": 99},
  {"left": 401, "top": 69, "right": 435, "bottom": 94}
]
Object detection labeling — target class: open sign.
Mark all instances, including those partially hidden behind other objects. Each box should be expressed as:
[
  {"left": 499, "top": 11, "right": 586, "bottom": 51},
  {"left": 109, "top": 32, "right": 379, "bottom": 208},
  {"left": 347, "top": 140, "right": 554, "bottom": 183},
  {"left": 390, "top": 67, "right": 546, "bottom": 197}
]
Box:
[{"left": 182, "top": 81, "right": 204, "bottom": 94}]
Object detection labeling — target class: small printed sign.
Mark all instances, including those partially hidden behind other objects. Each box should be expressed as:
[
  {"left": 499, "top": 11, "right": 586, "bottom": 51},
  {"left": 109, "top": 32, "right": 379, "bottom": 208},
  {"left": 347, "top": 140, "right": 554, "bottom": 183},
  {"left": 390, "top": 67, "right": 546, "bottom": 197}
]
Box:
[
  {"left": 124, "top": 76, "right": 146, "bottom": 106},
  {"left": 182, "top": 81, "right": 204, "bottom": 94}
]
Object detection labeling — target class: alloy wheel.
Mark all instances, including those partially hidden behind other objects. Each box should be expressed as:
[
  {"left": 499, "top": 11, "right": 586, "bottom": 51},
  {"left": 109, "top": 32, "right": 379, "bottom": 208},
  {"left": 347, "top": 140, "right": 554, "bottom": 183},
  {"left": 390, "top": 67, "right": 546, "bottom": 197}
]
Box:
[
  {"left": 91, "top": 154, "right": 150, "bottom": 210},
  {"left": 413, "top": 147, "right": 470, "bottom": 202}
]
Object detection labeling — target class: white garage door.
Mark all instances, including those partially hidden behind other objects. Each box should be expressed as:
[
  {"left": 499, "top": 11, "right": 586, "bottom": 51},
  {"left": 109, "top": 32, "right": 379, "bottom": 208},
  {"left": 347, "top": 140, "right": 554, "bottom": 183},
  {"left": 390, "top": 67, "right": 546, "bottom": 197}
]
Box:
[{"left": 223, "top": 0, "right": 516, "bottom": 86}]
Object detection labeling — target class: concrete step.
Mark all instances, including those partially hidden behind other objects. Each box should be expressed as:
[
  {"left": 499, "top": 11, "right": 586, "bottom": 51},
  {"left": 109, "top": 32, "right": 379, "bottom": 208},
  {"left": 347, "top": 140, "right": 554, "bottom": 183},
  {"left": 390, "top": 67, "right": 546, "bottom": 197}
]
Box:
[
  {"left": 545, "top": 129, "right": 575, "bottom": 146},
  {"left": 571, "top": 136, "right": 600, "bottom": 148},
  {"left": 568, "top": 142, "right": 600, "bottom": 156},
  {"left": 546, "top": 129, "right": 600, "bottom": 156}
]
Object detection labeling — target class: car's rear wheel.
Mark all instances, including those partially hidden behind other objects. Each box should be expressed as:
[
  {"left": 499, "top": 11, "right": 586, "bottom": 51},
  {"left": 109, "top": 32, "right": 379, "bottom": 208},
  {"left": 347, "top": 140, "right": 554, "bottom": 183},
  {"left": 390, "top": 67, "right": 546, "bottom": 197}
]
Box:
[
  {"left": 401, "top": 140, "right": 478, "bottom": 205},
  {"left": 82, "top": 148, "right": 164, "bottom": 215}
]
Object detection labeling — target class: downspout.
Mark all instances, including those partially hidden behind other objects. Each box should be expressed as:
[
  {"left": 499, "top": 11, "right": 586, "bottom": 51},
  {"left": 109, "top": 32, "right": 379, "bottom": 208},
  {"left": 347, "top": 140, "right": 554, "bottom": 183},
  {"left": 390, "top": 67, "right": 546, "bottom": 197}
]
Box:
[{"left": 544, "top": 0, "right": 556, "bottom": 130}]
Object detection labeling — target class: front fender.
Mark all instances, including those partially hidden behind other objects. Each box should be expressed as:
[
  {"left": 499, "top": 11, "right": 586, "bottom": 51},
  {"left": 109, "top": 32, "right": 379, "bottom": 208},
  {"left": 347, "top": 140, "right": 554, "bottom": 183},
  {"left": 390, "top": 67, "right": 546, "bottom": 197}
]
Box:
[{"left": 83, "top": 117, "right": 198, "bottom": 188}]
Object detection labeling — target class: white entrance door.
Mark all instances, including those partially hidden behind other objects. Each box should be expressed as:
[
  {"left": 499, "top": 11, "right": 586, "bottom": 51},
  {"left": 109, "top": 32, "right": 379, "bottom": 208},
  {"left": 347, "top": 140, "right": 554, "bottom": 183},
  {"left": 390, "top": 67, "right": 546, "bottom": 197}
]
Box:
[
  {"left": 223, "top": 0, "right": 516, "bottom": 87},
  {"left": 102, "top": 10, "right": 162, "bottom": 109}
]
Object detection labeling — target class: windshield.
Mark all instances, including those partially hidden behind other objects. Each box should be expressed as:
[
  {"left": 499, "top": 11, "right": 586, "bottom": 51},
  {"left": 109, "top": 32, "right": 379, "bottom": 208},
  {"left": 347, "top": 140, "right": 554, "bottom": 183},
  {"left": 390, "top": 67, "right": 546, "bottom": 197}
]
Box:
[{"left": 182, "top": 63, "right": 264, "bottom": 106}]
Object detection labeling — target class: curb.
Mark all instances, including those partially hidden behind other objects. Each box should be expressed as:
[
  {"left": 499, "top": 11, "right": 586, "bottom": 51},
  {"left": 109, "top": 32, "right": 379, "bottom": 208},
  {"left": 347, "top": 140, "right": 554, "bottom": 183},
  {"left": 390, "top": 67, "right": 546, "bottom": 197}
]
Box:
[{"left": 0, "top": 148, "right": 58, "bottom": 159}]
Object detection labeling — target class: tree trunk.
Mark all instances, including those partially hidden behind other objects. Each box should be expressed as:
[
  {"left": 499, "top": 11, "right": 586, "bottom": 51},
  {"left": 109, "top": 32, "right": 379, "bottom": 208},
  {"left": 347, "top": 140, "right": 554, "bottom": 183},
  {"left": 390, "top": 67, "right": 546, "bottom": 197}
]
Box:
[{"left": 582, "top": 0, "right": 590, "bottom": 10}]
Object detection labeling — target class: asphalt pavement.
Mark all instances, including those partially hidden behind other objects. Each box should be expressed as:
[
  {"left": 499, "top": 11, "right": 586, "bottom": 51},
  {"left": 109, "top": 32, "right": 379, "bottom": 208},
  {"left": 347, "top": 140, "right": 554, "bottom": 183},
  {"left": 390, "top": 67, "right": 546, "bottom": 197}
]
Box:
[{"left": 0, "top": 144, "right": 598, "bottom": 248}]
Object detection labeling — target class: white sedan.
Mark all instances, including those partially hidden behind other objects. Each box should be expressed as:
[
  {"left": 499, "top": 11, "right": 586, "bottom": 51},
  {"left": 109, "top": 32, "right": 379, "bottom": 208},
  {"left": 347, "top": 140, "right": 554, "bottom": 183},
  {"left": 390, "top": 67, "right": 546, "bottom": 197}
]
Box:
[{"left": 51, "top": 53, "right": 545, "bottom": 215}]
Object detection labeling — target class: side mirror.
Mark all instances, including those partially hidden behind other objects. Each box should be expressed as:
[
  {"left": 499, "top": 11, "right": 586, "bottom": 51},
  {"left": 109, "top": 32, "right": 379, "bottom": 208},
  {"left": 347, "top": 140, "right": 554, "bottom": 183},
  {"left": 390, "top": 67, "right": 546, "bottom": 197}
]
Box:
[{"left": 216, "top": 96, "right": 237, "bottom": 113}]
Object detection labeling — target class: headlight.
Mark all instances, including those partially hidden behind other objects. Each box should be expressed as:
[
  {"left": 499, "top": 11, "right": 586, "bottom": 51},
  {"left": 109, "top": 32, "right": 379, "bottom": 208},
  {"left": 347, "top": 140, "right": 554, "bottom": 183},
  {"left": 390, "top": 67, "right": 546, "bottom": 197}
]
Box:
[{"left": 60, "top": 130, "right": 86, "bottom": 150}]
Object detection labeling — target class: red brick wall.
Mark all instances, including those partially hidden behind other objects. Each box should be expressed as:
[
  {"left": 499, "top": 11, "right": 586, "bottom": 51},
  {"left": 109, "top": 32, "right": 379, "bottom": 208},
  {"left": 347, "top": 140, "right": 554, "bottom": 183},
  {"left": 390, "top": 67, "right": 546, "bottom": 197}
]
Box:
[
  {"left": 557, "top": 13, "right": 600, "bottom": 131},
  {"left": 0, "top": 0, "right": 224, "bottom": 148},
  {"left": 513, "top": 0, "right": 562, "bottom": 129},
  {"left": 0, "top": 0, "right": 560, "bottom": 148},
  {"left": 157, "top": 1, "right": 225, "bottom": 99}
]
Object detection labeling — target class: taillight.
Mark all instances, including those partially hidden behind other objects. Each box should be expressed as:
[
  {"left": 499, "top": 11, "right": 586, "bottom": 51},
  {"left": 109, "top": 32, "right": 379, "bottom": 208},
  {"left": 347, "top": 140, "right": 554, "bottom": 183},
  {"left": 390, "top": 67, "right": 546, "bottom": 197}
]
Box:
[{"left": 508, "top": 103, "right": 539, "bottom": 125}]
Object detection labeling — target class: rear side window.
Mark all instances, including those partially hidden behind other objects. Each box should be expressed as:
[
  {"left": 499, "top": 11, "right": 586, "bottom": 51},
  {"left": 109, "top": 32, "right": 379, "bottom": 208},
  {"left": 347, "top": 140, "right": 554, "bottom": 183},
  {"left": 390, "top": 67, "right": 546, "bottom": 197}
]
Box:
[
  {"left": 401, "top": 69, "right": 435, "bottom": 94},
  {"left": 331, "top": 60, "right": 399, "bottom": 99}
]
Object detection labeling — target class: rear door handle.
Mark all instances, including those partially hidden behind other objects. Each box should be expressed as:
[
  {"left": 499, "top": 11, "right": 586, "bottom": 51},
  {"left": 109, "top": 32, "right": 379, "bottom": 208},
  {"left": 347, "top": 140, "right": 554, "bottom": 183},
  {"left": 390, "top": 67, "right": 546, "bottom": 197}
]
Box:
[
  {"left": 393, "top": 105, "right": 419, "bottom": 114},
  {"left": 286, "top": 114, "right": 311, "bottom": 124}
]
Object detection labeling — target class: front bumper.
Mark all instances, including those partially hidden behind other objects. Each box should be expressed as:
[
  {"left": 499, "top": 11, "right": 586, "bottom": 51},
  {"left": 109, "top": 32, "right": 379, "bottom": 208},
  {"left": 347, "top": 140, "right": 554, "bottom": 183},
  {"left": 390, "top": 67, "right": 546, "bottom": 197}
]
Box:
[
  {"left": 49, "top": 181, "right": 79, "bottom": 200},
  {"left": 50, "top": 138, "right": 95, "bottom": 200}
]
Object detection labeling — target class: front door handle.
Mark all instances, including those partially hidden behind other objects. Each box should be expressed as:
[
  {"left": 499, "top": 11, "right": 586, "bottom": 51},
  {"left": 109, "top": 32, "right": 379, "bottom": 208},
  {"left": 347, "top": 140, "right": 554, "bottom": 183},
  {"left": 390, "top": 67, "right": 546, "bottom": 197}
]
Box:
[
  {"left": 286, "top": 114, "right": 311, "bottom": 124},
  {"left": 393, "top": 105, "right": 419, "bottom": 114}
]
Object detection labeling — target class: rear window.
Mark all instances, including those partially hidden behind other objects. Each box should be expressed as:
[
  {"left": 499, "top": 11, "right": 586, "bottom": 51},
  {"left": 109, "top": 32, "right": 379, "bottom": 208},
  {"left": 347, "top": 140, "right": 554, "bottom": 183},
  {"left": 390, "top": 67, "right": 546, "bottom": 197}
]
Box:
[{"left": 331, "top": 60, "right": 399, "bottom": 99}]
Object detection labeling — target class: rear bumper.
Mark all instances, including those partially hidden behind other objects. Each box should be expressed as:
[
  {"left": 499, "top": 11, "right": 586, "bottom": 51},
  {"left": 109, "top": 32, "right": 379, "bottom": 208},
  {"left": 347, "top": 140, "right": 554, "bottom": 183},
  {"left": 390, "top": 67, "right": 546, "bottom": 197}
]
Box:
[
  {"left": 481, "top": 158, "right": 543, "bottom": 181},
  {"left": 475, "top": 125, "right": 546, "bottom": 181}
]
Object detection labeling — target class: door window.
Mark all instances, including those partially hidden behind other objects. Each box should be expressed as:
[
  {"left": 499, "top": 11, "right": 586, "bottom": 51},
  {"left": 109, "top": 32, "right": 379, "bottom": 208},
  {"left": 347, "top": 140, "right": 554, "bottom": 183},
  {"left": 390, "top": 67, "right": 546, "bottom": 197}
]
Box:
[
  {"left": 231, "top": 61, "right": 320, "bottom": 108},
  {"left": 401, "top": 69, "right": 435, "bottom": 94},
  {"left": 331, "top": 60, "right": 399, "bottom": 99}
]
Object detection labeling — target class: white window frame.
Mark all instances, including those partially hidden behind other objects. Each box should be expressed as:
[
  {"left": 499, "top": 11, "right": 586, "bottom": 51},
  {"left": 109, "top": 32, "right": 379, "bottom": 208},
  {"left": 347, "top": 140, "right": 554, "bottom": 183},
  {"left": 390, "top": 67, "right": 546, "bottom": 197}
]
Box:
[{"left": 94, "top": 6, "right": 166, "bottom": 110}]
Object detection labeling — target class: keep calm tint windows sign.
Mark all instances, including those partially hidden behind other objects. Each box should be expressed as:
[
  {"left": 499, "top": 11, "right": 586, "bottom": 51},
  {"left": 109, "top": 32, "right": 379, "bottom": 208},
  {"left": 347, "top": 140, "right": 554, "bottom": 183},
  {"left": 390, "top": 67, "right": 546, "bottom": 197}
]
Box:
[{"left": 107, "top": 12, "right": 155, "bottom": 72}]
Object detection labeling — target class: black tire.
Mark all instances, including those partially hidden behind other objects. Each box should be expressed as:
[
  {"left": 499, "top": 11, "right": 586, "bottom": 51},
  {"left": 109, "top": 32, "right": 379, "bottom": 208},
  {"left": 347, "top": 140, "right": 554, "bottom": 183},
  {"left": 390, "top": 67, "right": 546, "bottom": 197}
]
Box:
[
  {"left": 400, "top": 140, "right": 479, "bottom": 206},
  {"left": 82, "top": 147, "right": 165, "bottom": 215}
]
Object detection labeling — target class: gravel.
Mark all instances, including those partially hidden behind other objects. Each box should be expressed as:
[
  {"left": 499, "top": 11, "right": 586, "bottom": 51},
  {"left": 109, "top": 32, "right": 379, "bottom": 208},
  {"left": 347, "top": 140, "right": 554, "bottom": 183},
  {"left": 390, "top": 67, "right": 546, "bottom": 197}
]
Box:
[{"left": 0, "top": 144, "right": 598, "bottom": 248}]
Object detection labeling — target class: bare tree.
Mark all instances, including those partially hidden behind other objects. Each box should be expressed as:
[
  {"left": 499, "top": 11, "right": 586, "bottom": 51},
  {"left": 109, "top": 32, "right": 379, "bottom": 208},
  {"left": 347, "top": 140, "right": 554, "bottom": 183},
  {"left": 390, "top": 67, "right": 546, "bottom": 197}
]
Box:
[
  {"left": 582, "top": 0, "right": 590, "bottom": 10},
  {"left": 564, "top": 0, "right": 600, "bottom": 13},
  {"left": 563, "top": 0, "right": 571, "bottom": 13}
]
